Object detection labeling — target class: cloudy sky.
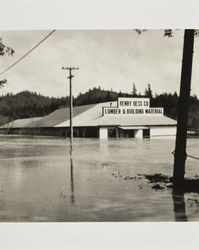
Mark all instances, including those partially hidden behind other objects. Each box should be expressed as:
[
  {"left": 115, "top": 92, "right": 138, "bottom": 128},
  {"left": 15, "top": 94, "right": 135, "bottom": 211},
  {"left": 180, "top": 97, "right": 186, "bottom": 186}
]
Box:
[{"left": 0, "top": 30, "right": 199, "bottom": 98}]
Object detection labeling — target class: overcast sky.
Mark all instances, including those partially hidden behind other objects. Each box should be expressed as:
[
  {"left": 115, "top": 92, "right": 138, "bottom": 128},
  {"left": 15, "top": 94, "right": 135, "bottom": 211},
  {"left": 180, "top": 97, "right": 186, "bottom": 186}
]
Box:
[{"left": 0, "top": 30, "right": 199, "bottom": 98}]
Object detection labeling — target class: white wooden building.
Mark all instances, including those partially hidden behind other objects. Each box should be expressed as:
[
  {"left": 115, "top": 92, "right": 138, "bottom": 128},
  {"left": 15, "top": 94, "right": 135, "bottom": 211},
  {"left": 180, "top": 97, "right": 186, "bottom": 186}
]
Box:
[{"left": 1, "top": 97, "right": 177, "bottom": 139}]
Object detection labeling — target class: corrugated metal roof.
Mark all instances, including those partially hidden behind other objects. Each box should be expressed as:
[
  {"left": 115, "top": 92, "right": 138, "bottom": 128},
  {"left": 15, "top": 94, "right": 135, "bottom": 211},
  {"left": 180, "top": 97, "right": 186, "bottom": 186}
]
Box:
[
  {"left": 97, "top": 114, "right": 177, "bottom": 126},
  {"left": 119, "top": 126, "right": 148, "bottom": 130},
  {"left": 1, "top": 117, "right": 42, "bottom": 128},
  {"left": 37, "top": 104, "right": 97, "bottom": 127},
  {"left": 1, "top": 103, "right": 97, "bottom": 128},
  {"left": 56, "top": 101, "right": 177, "bottom": 127},
  {"left": 1, "top": 101, "right": 177, "bottom": 129},
  {"left": 56, "top": 102, "right": 117, "bottom": 127}
]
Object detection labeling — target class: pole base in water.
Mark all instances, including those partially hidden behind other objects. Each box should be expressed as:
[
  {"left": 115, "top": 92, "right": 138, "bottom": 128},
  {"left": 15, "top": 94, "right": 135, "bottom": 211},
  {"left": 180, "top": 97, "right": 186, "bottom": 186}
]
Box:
[{"left": 173, "top": 178, "right": 185, "bottom": 192}]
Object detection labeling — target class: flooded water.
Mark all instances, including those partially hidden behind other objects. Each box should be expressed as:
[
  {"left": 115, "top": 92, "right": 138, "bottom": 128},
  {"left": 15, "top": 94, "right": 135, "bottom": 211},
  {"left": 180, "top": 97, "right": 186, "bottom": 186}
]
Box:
[{"left": 0, "top": 135, "right": 199, "bottom": 222}]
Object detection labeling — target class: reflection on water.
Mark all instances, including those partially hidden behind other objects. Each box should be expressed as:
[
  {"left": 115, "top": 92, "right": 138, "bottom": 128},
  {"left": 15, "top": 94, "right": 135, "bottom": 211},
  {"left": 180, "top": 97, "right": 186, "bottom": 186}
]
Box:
[
  {"left": 172, "top": 192, "right": 187, "bottom": 221},
  {"left": 69, "top": 145, "right": 75, "bottom": 204},
  {"left": 0, "top": 135, "right": 199, "bottom": 221}
]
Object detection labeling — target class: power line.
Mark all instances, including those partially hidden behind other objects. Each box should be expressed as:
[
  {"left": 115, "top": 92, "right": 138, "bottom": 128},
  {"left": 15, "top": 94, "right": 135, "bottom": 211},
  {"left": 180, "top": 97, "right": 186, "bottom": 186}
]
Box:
[
  {"left": 113, "top": 33, "right": 140, "bottom": 85},
  {"left": 118, "top": 33, "right": 140, "bottom": 75},
  {"left": 0, "top": 30, "right": 56, "bottom": 75}
]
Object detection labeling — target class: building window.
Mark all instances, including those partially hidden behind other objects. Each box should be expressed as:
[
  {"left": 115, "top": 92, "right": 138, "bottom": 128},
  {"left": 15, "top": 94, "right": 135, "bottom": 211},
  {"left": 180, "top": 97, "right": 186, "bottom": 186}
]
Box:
[
  {"left": 108, "top": 128, "right": 116, "bottom": 137},
  {"left": 143, "top": 129, "right": 150, "bottom": 138}
]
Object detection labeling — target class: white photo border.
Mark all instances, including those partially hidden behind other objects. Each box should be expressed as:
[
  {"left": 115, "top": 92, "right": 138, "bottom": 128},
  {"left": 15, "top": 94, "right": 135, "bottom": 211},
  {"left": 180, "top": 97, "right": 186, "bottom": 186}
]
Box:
[{"left": 0, "top": 0, "right": 199, "bottom": 250}]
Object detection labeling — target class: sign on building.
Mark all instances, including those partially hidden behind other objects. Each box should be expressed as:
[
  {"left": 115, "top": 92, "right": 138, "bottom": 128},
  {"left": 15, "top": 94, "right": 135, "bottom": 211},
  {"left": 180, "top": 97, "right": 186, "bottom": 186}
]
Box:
[{"left": 102, "top": 97, "right": 163, "bottom": 116}]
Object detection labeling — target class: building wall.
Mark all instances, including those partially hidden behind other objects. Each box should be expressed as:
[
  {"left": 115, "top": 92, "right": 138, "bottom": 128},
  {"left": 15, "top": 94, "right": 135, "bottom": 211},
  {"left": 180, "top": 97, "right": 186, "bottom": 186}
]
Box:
[
  {"left": 1, "top": 127, "right": 67, "bottom": 136},
  {"left": 134, "top": 129, "right": 143, "bottom": 138},
  {"left": 99, "top": 127, "right": 108, "bottom": 139},
  {"left": 0, "top": 125, "right": 177, "bottom": 138},
  {"left": 0, "top": 127, "right": 99, "bottom": 138},
  {"left": 150, "top": 126, "right": 176, "bottom": 137}
]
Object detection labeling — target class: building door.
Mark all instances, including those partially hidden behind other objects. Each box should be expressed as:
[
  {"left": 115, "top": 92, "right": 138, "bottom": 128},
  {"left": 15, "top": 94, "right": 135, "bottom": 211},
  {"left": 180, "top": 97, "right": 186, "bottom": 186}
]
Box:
[
  {"left": 126, "top": 130, "right": 134, "bottom": 138},
  {"left": 118, "top": 129, "right": 135, "bottom": 138},
  {"left": 85, "top": 127, "right": 98, "bottom": 138},
  {"left": 143, "top": 129, "right": 150, "bottom": 138},
  {"left": 108, "top": 128, "right": 116, "bottom": 138}
]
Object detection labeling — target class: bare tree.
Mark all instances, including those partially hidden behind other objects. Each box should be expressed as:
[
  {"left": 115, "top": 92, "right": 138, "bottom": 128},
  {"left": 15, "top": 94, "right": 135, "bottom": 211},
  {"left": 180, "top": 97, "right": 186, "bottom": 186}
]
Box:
[{"left": 0, "top": 38, "right": 14, "bottom": 88}]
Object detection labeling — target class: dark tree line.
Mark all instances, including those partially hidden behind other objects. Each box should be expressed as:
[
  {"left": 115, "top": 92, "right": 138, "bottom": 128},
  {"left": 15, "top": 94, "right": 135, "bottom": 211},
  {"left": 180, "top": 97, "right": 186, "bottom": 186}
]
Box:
[
  {"left": 0, "top": 91, "right": 69, "bottom": 125},
  {"left": 0, "top": 87, "right": 199, "bottom": 129},
  {"left": 131, "top": 83, "right": 153, "bottom": 98},
  {"left": 131, "top": 82, "right": 199, "bottom": 128}
]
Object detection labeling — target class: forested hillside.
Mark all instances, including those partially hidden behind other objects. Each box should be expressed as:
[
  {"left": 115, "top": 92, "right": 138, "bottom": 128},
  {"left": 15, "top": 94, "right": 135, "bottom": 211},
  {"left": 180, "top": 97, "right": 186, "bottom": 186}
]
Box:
[
  {"left": 0, "top": 91, "right": 69, "bottom": 125},
  {"left": 0, "top": 86, "right": 199, "bottom": 129}
]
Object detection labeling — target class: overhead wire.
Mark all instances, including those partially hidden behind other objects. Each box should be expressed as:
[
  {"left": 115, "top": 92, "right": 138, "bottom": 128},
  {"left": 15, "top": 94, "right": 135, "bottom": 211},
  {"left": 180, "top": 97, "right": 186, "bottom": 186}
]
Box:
[
  {"left": 0, "top": 30, "right": 56, "bottom": 76},
  {"left": 1, "top": 29, "right": 140, "bottom": 84},
  {"left": 113, "top": 32, "right": 140, "bottom": 86},
  {"left": 118, "top": 33, "right": 140, "bottom": 75},
  {"left": 172, "top": 150, "right": 199, "bottom": 160}
]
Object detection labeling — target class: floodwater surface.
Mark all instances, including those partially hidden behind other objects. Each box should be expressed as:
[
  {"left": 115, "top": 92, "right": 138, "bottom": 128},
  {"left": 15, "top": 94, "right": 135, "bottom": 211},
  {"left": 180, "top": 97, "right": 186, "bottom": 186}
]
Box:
[{"left": 0, "top": 135, "right": 199, "bottom": 222}]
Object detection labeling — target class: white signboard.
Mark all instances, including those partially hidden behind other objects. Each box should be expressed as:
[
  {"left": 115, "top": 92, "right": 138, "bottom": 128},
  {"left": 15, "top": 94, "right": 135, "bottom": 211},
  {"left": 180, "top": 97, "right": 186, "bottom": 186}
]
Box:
[
  {"left": 102, "top": 98, "right": 164, "bottom": 116},
  {"left": 118, "top": 97, "right": 150, "bottom": 108}
]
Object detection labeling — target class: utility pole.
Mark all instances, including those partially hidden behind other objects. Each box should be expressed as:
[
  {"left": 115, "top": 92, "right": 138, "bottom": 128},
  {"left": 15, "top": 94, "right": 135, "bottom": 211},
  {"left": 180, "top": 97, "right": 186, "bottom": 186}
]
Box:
[
  {"left": 173, "top": 29, "right": 194, "bottom": 191},
  {"left": 62, "top": 67, "right": 79, "bottom": 146}
]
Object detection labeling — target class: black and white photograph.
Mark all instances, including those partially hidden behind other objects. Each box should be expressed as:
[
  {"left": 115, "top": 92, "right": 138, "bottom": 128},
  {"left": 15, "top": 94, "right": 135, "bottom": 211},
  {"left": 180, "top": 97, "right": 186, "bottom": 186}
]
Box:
[
  {"left": 0, "top": 29, "right": 199, "bottom": 222},
  {"left": 1, "top": 0, "right": 199, "bottom": 249}
]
